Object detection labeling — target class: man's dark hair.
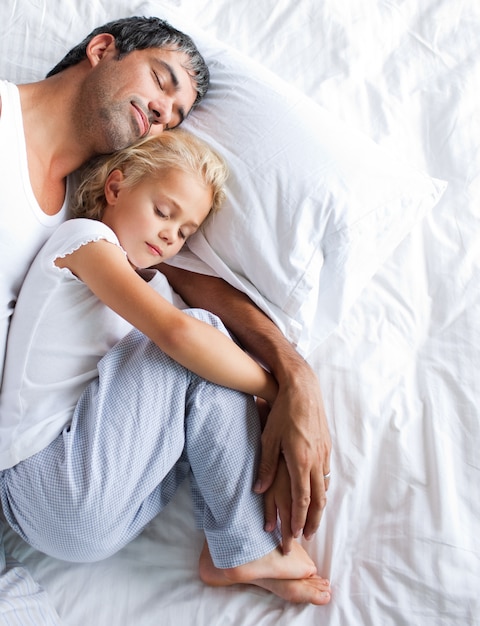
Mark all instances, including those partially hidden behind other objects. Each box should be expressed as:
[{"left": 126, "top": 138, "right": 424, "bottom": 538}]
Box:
[{"left": 46, "top": 16, "right": 209, "bottom": 109}]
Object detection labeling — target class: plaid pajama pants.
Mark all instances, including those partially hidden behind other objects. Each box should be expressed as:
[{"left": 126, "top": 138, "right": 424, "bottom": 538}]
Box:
[{"left": 0, "top": 310, "right": 280, "bottom": 569}]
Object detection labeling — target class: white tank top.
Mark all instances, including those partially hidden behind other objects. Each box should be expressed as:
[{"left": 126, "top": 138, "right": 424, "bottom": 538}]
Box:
[{"left": 0, "top": 80, "right": 68, "bottom": 379}]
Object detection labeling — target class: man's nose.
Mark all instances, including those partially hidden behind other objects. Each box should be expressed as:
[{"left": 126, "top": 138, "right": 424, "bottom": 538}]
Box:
[{"left": 150, "top": 96, "right": 173, "bottom": 127}]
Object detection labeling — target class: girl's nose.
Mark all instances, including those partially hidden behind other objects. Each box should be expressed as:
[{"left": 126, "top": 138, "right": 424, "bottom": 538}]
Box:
[{"left": 159, "top": 227, "right": 176, "bottom": 245}]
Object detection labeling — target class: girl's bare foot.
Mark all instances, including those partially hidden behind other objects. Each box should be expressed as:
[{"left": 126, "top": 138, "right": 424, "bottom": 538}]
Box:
[{"left": 199, "top": 541, "right": 331, "bottom": 605}]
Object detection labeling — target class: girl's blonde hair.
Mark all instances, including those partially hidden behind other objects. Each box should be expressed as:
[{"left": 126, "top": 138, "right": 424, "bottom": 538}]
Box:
[{"left": 71, "top": 129, "right": 228, "bottom": 221}]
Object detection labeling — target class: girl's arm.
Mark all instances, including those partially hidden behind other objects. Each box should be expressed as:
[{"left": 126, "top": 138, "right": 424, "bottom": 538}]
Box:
[{"left": 55, "top": 239, "right": 278, "bottom": 404}]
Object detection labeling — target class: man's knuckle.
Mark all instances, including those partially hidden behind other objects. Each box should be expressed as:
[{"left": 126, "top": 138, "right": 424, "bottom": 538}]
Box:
[
  {"left": 294, "top": 492, "right": 311, "bottom": 509},
  {"left": 308, "top": 490, "right": 327, "bottom": 513},
  {"left": 259, "top": 459, "right": 276, "bottom": 475}
]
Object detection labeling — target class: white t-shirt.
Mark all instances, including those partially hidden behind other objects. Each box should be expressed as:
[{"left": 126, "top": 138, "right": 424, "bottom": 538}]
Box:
[
  {"left": 0, "top": 218, "right": 180, "bottom": 470},
  {"left": 0, "top": 80, "right": 69, "bottom": 379}
]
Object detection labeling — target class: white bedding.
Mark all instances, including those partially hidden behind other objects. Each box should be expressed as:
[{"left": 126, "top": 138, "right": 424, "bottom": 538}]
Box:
[{"left": 1, "top": 0, "right": 479, "bottom": 624}]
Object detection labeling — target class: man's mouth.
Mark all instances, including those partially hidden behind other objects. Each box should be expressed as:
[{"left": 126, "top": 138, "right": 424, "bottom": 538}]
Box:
[{"left": 132, "top": 103, "right": 150, "bottom": 137}]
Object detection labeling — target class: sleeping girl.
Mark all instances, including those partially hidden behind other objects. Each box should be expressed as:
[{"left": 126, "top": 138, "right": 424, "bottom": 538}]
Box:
[{"left": 0, "top": 129, "right": 331, "bottom": 605}]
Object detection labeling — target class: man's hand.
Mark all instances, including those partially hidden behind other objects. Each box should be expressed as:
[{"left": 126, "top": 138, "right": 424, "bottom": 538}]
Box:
[
  {"left": 263, "top": 453, "right": 294, "bottom": 553},
  {"left": 255, "top": 357, "right": 331, "bottom": 547}
]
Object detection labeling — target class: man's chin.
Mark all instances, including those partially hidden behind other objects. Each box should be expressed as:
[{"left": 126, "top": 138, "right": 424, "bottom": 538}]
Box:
[{"left": 103, "top": 128, "right": 140, "bottom": 153}]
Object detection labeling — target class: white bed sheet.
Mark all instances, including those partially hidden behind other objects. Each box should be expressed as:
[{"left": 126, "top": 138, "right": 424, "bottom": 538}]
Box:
[{"left": 2, "top": 0, "right": 480, "bottom": 624}]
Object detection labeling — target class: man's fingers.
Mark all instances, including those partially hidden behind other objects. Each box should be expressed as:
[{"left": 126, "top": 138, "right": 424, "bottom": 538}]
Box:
[
  {"left": 263, "top": 491, "right": 278, "bottom": 533},
  {"left": 286, "top": 461, "right": 312, "bottom": 538},
  {"left": 254, "top": 431, "right": 280, "bottom": 494},
  {"left": 280, "top": 504, "right": 294, "bottom": 554},
  {"left": 285, "top": 451, "right": 330, "bottom": 539},
  {"left": 303, "top": 471, "right": 327, "bottom": 540}
]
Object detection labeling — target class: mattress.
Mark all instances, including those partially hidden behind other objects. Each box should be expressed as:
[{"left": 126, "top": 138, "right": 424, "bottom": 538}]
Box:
[{"left": 1, "top": 0, "right": 479, "bottom": 624}]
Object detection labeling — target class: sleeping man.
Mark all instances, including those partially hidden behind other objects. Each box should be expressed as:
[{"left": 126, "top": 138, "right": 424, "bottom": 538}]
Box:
[{"left": 0, "top": 15, "right": 331, "bottom": 620}]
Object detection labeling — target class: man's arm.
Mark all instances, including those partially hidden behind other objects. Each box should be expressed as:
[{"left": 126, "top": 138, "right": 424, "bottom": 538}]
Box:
[{"left": 159, "top": 265, "right": 332, "bottom": 546}]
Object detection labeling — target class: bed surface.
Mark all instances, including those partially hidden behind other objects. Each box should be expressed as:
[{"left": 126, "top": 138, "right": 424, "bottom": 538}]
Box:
[{"left": 1, "top": 0, "right": 479, "bottom": 624}]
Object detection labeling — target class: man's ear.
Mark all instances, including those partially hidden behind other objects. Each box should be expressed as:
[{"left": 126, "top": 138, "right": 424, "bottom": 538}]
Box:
[
  {"left": 104, "top": 169, "right": 125, "bottom": 204},
  {"left": 85, "top": 33, "right": 117, "bottom": 67}
]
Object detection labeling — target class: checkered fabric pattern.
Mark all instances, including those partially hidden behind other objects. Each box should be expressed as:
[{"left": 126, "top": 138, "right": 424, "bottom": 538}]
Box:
[{"left": 1, "top": 310, "right": 280, "bottom": 569}]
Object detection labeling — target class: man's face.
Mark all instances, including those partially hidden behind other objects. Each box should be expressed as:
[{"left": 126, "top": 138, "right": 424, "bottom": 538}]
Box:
[{"left": 78, "top": 46, "right": 198, "bottom": 154}]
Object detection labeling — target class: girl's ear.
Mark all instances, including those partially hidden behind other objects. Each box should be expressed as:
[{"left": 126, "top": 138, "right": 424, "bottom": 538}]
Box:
[
  {"left": 104, "top": 169, "right": 125, "bottom": 205},
  {"left": 85, "top": 33, "right": 116, "bottom": 68}
]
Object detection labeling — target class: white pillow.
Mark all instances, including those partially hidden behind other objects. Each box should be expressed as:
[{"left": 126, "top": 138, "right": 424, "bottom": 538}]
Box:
[
  {"left": 164, "top": 11, "right": 446, "bottom": 354},
  {"left": 0, "top": 1, "right": 446, "bottom": 356}
]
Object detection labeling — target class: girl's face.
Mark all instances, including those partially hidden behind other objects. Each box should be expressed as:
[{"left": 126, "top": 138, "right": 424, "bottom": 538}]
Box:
[{"left": 102, "top": 167, "right": 213, "bottom": 269}]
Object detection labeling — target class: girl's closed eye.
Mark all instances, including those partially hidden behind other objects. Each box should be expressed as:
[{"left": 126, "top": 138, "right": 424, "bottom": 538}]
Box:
[{"left": 155, "top": 206, "right": 167, "bottom": 218}]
